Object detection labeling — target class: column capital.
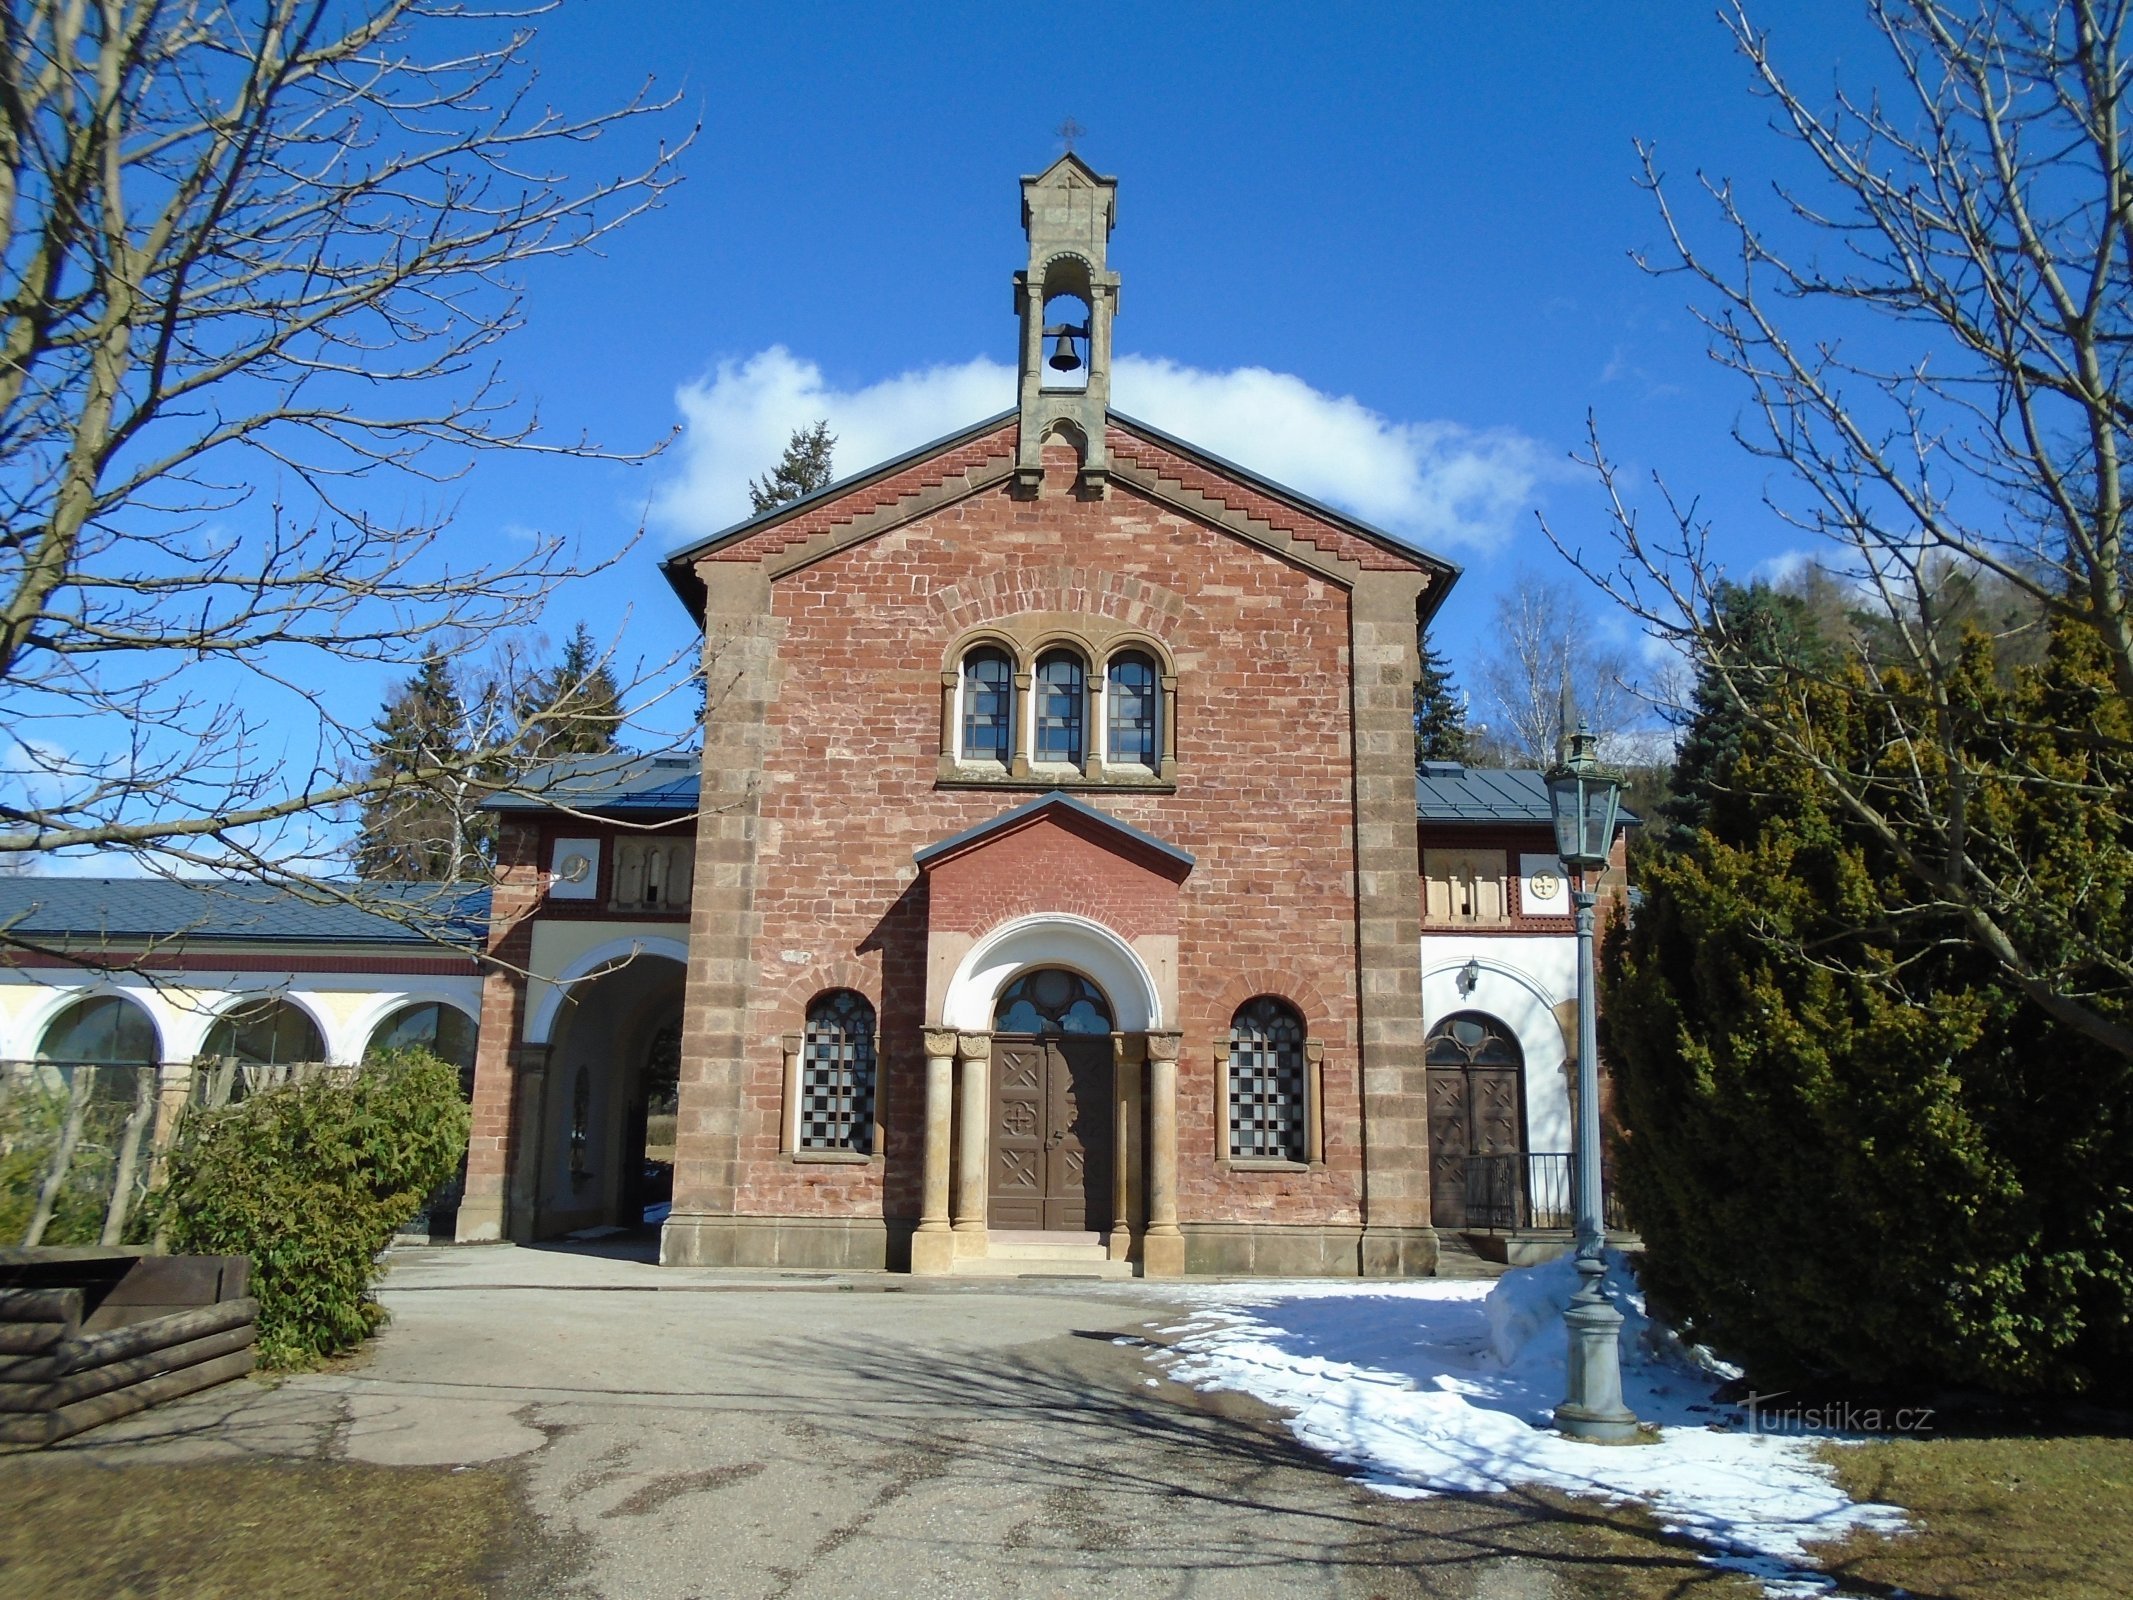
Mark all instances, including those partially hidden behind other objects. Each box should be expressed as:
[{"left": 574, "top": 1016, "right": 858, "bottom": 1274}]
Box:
[
  {"left": 955, "top": 1031, "right": 993, "bottom": 1061},
  {"left": 1111, "top": 1031, "right": 1148, "bottom": 1064},
  {"left": 1303, "top": 1036, "right": 1326, "bottom": 1065},
  {"left": 921, "top": 1027, "right": 960, "bottom": 1059},
  {"left": 781, "top": 1032, "right": 805, "bottom": 1056},
  {"left": 1144, "top": 1030, "right": 1183, "bottom": 1063}
]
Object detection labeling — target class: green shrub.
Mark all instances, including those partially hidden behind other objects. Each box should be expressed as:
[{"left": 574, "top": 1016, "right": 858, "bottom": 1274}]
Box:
[
  {"left": 161, "top": 1049, "right": 470, "bottom": 1368},
  {"left": 1608, "top": 621, "right": 2133, "bottom": 1399}
]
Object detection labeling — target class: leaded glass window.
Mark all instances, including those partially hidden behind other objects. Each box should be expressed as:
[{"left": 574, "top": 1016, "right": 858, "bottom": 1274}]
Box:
[
  {"left": 1106, "top": 651, "right": 1159, "bottom": 769},
  {"left": 961, "top": 647, "right": 1014, "bottom": 764},
  {"left": 1033, "top": 649, "right": 1086, "bottom": 766},
  {"left": 1228, "top": 997, "right": 1307, "bottom": 1161},
  {"left": 800, "top": 990, "right": 876, "bottom": 1153},
  {"left": 993, "top": 968, "right": 1115, "bottom": 1035}
]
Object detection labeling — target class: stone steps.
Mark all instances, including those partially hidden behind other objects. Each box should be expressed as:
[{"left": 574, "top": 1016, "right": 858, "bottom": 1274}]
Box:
[{"left": 948, "top": 1230, "right": 1136, "bottom": 1279}]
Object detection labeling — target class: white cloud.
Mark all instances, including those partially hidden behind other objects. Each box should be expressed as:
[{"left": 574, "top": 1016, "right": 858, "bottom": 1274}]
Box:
[{"left": 652, "top": 347, "right": 1547, "bottom": 553}]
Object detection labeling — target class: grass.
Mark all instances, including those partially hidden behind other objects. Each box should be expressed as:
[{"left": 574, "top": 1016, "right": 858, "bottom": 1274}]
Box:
[
  {"left": 0, "top": 1457, "right": 551, "bottom": 1600},
  {"left": 1811, "top": 1431, "right": 2133, "bottom": 1599}
]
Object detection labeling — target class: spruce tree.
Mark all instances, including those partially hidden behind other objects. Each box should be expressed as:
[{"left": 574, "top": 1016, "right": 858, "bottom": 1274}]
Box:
[
  {"left": 523, "top": 623, "right": 622, "bottom": 760},
  {"left": 354, "top": 653, "right": 475, "bottom": 880},
  {"left": 1413, "top": 638, "right": 1469, "bottom": 766},
  {"left": 1605, "top": 619, "right": 2133, "bottom": 1399},
  {"left": 748, "top": 421, "right": 836, "bottom": 514}
]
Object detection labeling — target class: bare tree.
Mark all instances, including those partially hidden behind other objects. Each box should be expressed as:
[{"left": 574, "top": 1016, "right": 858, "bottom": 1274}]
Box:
[
  {"left": 0, "top": 1, "right": 695, "bottom": 930},
  {"left": 1549, "top": 0, "right": 2133, "bottom": 1058},
  {"left": 1470, "top": 570, "right": 1640, "bottom": 765}
]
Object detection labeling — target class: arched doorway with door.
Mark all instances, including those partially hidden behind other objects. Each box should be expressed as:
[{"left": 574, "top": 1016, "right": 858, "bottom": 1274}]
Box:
[
  {"left": 988, "top": 967, "right": 1114, "bottom": 1233},
  {"left": 1424, "top": 1011, "right": 1527, "bottom": 1231},
  {"left": 538, "top": 954, "right": 687, "bottom": 1243}
]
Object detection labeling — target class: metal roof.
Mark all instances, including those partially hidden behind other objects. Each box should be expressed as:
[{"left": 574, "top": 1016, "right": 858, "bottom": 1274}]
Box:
[
  {"left": 913, "top": 791, "right": 1196, "bottom": 872},
  {"left": 1414, "top": 764, "right": 1639, "bottom": 827},
  {"left": 0, "top": 879, "right": 490, "bottom": 947},
  {"left": 482, "top": 751, "right": 701, "bottom": 814}
]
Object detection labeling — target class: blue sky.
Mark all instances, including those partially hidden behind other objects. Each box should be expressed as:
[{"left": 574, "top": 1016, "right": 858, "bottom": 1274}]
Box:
[
  {"left": 446, "top": 0, "right": 1895, "bottom": 750},
  {"left": 30, "top": 0, "right": 1908, "bottom": 870}
]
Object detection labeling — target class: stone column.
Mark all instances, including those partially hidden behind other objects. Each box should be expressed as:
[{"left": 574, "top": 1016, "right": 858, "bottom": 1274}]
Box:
[
  {"left": 146, "top": 1059, "right": 195, "bottom": 1190},
  {"left": 1010, "top": 670, "right": 1033, "bottom": 778},
  {"left": 664, "top": 558, "right": 779, "bottom": 1267},
  {"left": 1159, "top": 672, "right": 1180, "bottom": 783},
  {"left": 779, "top": 1034, "right": 803, "bottom": 1153},
  {"left": 1352, "top": 570, "right": 1440, "bottom": 1276},
  {"left": 1304, "top": 1038, "right": 1326, "bottom": 1169},
  {"left": 504, "top": 1044, "right": 551, "bottom": 1245},
  {"left": 1109, "top": 1034, "right": 1145, "bottom": 1261},
  {"left": 911, "top": 1028, "right": 958, "bottom": 1276},
  {"left": 953, "top": 1032, "right": 991, "bottom": 1255},
  {"left": 1142, "top": 1030, "right": 1185, "bottom": 1278}
]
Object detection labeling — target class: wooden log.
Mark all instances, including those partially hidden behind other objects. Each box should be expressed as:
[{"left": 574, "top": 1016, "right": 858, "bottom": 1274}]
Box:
[
  {"left": 0, "top": 1323, "right": 65, "bottom": 1355},
  {"left": 0, "top": 1323, "right": 257, "bottom": 1412},
  {"left": 0, "top": 1348, "right": 257, "bottom": 1449},
  {"left": 0, "top": 1288, "right": 82, "bottom": 1327},
  {"left": 0, "top": 1297, "right": 257, "bottom": 1383}
]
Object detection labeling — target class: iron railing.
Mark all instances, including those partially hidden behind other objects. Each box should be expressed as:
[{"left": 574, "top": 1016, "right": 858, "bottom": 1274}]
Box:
[{"left": 1463, "top": 1151, "right": 1630, "bottom": 1234}]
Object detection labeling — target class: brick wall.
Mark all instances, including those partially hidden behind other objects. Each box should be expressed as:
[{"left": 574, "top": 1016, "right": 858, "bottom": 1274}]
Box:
[
  {"left": 925, "top": 811, "right": 1185, "bottom": 939},
  {"left": 718, "top": 436, "right": 1382, "bottom": 1230}
]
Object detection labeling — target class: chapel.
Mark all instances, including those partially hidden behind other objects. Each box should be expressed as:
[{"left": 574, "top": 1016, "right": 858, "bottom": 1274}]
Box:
[{"left": 0, "top": 158, "right": 1623, "bottom": 1279}]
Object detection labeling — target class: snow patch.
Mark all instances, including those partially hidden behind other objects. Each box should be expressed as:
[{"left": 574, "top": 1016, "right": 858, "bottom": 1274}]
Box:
[{"left": 1157, "top": 1253, "right": 1903, "bottom": 1596}]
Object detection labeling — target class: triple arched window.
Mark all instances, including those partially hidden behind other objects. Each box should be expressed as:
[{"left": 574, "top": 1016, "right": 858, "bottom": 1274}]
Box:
[{"left": 949, "top": 638, "right": 1171, "bottom": 781}]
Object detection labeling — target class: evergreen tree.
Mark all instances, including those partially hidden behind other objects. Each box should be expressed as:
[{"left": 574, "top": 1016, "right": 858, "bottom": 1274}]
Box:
[
  {"left": 1413, "top": 637, "right": 1469, "bottom": 765},
  {"left": 354, "top": 654, "right": 477, "bottom": 881},
  {"left": 748, "top": 421, "right": 836, "bottom": 514},
  {"left": 523, "top": 623, "right": 622, "bottom": 760},
  {"left": 1604, "top": 620, "right": 2133, "bottom": 1400}
]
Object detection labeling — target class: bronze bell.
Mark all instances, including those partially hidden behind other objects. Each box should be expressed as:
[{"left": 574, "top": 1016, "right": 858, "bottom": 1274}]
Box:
[{"left": 1048, "top": 330, "right": 1082, "bottom": 372}]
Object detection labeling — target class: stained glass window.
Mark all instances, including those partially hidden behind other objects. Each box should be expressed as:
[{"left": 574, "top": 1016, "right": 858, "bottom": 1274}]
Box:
[
  {"left": 1033, "top": 649, "right": 1086, "bottom": 766},
  {"left": 1228, "top": 997, "right": 1307, "bottom": 1161},
  {"left": 961, "top": 647, "right": 1014, "bottom": 764},
  {"left": 801, "top": 990, "right": 876, "bottom": 1153},
  {"left": 993, "top": 968, "right": 1114, "bottom": 1036},
  {"left": 1106, "top": 651, "right": 1158, "bottom": 769}
]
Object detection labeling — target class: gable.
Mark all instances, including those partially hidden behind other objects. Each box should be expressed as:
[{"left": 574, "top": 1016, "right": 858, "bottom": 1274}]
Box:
[
  {"left": 918, "top": 795, "right": 1192, "bottom": 941},
  {"left": 662, "top": 416, "right": 1457, "bottom": 620}
]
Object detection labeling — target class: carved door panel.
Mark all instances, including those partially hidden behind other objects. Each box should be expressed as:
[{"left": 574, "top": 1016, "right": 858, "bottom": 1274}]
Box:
[
  {"left": 991, "top": 1035, "right": 1113, "bottom": 1231},
  {"left": 991, "top": 1039, "right": 1046, "bottom": 1230},
  {"left": 1044, "top": 1037, "right": 1113, "bottom": 1232},
  {"left": 1426, "top": 1068, "right": 1472, "bottom": 1229}
]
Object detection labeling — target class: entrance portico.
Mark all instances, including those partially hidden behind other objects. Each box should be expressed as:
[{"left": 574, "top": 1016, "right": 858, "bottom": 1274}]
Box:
[{"left": 910, "top": 793, "right": 1192, "bottom": 1276}]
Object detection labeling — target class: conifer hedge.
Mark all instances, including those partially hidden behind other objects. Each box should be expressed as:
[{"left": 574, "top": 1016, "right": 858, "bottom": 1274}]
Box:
[
  {"left": 160, "top": 1049, "right": 470, "bottom": 1368},
  {"left": 1607, "top": 619, "right": 2133, "bottom": 1399}
]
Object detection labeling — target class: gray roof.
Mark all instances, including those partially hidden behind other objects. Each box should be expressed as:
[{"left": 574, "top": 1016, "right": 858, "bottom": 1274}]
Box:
[
  {"left": 0, "top": 879, "right": 489, "bottom": 947},
  {"left": 913, "top": 791, "right": 1195, "bottom": 872},
  {"left": 1414, "top": 764, "right": 1640, "bottom": 827},
  {"left": 483, "top": 752, "right": 701, "bottom": 814}
]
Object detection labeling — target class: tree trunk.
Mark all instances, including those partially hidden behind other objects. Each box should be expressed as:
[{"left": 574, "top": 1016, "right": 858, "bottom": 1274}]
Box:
[
  {"left": 100, "top": 1066, "right": 157, "bottom": 1246},
  {"left": 25, "top": 1067, "right": 95, "bottom": 1248}
]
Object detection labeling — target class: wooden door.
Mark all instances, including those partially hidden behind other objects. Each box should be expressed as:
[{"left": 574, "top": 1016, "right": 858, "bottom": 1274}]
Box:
[
  {"left": 1425, "top": 1012, "right": 1527, "bottom": 1229},
  {"left": 991, "top": 1035, "right": 1112, "bottom": 1231}
]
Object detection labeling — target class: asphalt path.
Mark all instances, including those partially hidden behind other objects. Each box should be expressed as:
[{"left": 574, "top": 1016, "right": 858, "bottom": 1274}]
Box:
[{"left": 52, "top": 1244, "right": 1661, "bottom": 1599}]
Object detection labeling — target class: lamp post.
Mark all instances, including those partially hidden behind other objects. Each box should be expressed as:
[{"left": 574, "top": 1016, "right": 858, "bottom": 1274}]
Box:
[{"left": 1544, "top": 717, "right": 1642, "bottom": 1444}]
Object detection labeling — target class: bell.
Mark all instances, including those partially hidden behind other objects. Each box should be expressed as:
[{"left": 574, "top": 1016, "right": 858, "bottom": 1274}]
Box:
[{"left": 1048, "top": 330, "right": 1082, "bottom": 372}]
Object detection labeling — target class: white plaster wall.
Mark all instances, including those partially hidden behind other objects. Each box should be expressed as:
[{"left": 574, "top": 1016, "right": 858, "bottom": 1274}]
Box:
[
  {"left": 0, "top": 968, "right": 482, "bottom": 1066},
  {"left": 525, "top": 920, "right": 691, "bottom": 1044},
  {"left": 1419, "top": 934, "right": 1578, "bottom": 1153}
]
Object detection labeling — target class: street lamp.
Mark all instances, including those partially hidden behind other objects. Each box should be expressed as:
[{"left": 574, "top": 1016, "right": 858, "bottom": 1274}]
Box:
[{"left": 1543, "top": 717, "right": 1642, "bottom": 1444}]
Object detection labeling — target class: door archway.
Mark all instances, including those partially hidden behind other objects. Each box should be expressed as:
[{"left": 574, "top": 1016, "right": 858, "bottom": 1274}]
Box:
[
  {"left": 988, "top": 968, "right": 1114, "bottom": 1232},
  {"left": 1425, "top": 1011, "right": 1527, "bottom": 1230}
]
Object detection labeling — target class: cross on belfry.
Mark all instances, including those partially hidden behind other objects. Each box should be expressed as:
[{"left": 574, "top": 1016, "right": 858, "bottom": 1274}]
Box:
[{"left": 1056, "top": 117, "right": 1085, "bottom": 152}]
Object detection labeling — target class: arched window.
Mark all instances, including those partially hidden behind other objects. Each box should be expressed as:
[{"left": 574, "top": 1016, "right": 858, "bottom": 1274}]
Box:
[
  {"left": 960, "top": 647, "right": 1014, "bottom": 764},
  {"left": 1033, "top": 649, "right": 1086, "bottom": 766},
  {"left": 994, "top": 968, "right": 1114, "bottom": 1035},
  {"left": 800, "top": 990, "right": 876, "bottom": 1154},
  {"left": 201, "top": 998, "right": 324, "bottom": 1068},
  {"left": 1228, "top": 997, "right": 1307, "bottom": 1161},
  {"left": 37, "top": 995, "right": 158, "bottom": 1066},
  {"left": 364, "top": 1002, "right": 477, "bottom": 1070},
  {"left": 1106, "top": 651, "right": 1159, "bottom": 770}
]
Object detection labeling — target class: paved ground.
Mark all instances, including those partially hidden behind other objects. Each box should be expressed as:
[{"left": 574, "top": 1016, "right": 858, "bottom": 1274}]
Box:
[{"left": 41, "top": 1244, "right": 1717, "bottom": 1599}]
